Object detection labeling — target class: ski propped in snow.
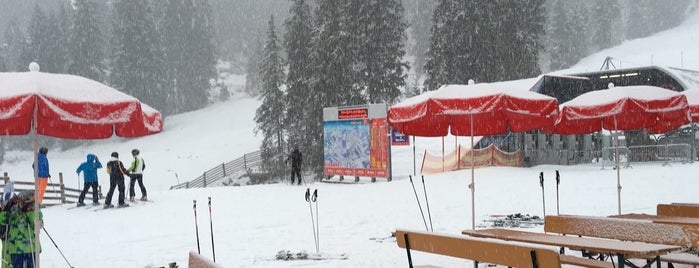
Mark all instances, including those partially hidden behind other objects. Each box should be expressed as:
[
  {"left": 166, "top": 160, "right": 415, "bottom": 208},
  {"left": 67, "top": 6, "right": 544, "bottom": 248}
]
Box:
[{"left": 275, "top": 250, "right": 348, "bottom": 261}]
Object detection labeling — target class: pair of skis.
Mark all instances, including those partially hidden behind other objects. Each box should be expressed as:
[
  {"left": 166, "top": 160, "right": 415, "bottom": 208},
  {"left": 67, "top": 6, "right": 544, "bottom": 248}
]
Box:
[
  {"left": 193, "top": 197, "right": 216, "bottom": 262},
  {"left": 409, "top": 175, "right": 433, "bottom": 232},
  {"left": 305, "top": 188, "right": 319, "bottom": 253}
]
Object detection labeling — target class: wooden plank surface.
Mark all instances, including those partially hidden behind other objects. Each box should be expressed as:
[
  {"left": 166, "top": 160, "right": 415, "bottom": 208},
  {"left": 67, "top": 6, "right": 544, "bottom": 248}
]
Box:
[
  {"left": 461, "top": 228, "right": 680, "bottom": 258},
  {"left": 609, "top": 213, "right": 699, "bottom": 226},
  {"left": 545, "top": 215, "right": 699, "bottom": 247},
  {"left": 396, "top": 229, "right": 561, "bottom": 268},
  {"left": 658, "top": 204, "right": 699, "bottom": 218}
]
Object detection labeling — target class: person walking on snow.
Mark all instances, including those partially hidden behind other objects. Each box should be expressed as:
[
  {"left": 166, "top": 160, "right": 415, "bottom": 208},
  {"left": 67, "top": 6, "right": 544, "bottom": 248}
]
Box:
[
  {"left": 31, "top": 147, "right": 50, "bottom": 204},
  {"left": 126, "top": 149, "right": 147, "bottom": 201},
  {"left": 286, "top": 146, "right": 303, "bottom": 185},
  {"left": 104, "top": 152, "right": 129, "bottom": 208},
  {"left": 76, "top": 154, "right": 103, "bottom": 206}
]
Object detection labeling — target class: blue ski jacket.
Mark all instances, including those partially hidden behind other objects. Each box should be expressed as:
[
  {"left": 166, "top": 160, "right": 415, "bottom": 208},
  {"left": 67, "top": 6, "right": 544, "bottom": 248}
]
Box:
[
  {"left": 76, "top": 154, "right": 102, "bottom": 183},
  {"left": 32, "top": 152, "right": 50, "bottom": 178}
]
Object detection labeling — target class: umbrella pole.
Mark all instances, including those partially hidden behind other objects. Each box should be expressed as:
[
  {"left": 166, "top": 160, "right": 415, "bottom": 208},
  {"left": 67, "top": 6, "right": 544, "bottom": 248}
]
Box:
[
  {"left": 470, "top": 114, "right": 475, "bottom": 230},
  {"left": 614, "top": 116, "right": 621, "bottom": 215},
  {"left": 33, "top": 96, "right": 41, "bottom": 268}
]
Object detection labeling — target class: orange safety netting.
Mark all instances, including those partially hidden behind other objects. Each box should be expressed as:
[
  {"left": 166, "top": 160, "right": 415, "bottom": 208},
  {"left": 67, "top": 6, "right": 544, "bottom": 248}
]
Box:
[{"left": 421, "top": 144, "right": 522, "bottom": 174}]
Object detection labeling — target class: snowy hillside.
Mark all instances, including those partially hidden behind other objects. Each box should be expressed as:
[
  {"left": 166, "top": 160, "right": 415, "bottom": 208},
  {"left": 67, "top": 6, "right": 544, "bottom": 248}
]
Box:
[{"left": 1, "top": 9, "right": 699, "bottom": 268}]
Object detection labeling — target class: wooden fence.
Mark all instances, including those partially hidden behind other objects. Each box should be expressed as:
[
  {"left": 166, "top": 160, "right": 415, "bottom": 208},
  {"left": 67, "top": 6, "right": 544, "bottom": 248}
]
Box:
[
  {"left": 0, "top": 172, "right": 101, "bottom": 207},
  {"left": 170, "top": 150, "right": 263, "bottom": 189}
]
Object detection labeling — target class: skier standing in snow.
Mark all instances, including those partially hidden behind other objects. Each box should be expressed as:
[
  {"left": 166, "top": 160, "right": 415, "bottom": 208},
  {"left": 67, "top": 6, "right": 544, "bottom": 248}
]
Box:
[
  {"left": 286, "top": 146, "right": 303, "bottom": 185},
  {"left": 31, "top": 147, "right": 50, "bottom": 204},
  {"left": 75, "top": 154, "right": 102, "bottom": 207},
  {"left": 104, "top": 152, "right": 129, "bottom": 208},
  {"left": 126, "top": 149, "right": 147, "bottom": 201},
  {"left": 0, "top": 192, "right": 43, "bottom": 268}
]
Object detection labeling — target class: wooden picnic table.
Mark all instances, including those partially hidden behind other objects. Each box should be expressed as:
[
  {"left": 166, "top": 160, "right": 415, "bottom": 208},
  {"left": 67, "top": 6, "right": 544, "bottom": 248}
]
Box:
[
  {"left": 609, "top": 213, "right": 699, "bottom": 226},
  {"left": 462, "top": 228, "right": 681, "bottom": 268}
]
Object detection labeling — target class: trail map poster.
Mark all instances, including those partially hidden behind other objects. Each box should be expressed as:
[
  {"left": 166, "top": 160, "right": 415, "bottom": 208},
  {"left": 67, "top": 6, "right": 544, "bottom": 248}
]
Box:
[{"left": 323, "top": 104, "right": 389, "bottom": 178}]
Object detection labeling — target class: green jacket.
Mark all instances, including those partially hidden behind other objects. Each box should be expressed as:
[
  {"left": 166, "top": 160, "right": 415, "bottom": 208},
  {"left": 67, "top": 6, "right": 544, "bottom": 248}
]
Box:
[{"left": 0, "top": 207, "right": 42, "bottom": 255}]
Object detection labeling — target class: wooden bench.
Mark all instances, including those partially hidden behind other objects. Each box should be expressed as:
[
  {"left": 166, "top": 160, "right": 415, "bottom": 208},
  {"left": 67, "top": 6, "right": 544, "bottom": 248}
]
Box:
[
  {"left": 395, "top": 229, "right": 562, "bottom": 268},
  {"left": 461, "top": 228, "right": 680, "bottom": 268},
  {"left": 545, "top": 215, "right": 699, "bottom": 267},
  {"left": 545, "top": 215, "right": 699, "bottom": 248},
  {"left": 658, "top": 203, "right": 699, "bottom": 218}
]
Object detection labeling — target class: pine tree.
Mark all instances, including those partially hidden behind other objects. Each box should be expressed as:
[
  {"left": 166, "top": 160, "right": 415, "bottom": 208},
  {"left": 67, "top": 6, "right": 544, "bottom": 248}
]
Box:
[
  {"left": 355, "top": 0, "right": 408, "bottom": 104},
  {"left": 589, "top": 0, "right": 621, "bottom": 51},
  {"left": 495, "top": 0, "right": 544, "bottom": 81},
  {"left": 157, "top": 0, "right": 217, "bottom": 115},
  {"left": 110, "top": 0, "right": 166, "bottom": 113},
  {"left": 548, "top": 0, "right": 586, "bottom": 71},
  {"left": 3, "top": 18, "right": 26, "bottom": 71},
  {"left": 283, "top": 0, "right": 314, "bottom": 148},
  {"left": 423, "top": 0, "right": 454, "bottom": 91},
  {"left": 255, "top": 15, "right": 286, "bottom": 177},
  {"left": 304, "top": 0, "right": 359, "bottom": 178},
  {"left": 21, "top": 5, "right": 51, "bottom": 71},
  {"left": 244, "top": 36, "right": 263, "bottom": 98},
  {"left": 68, "top": 0, "right": 106, "bottom": 81}
]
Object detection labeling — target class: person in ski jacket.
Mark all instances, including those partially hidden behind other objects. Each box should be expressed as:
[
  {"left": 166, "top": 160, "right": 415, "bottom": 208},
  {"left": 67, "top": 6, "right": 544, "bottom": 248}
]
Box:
[
  {"left": 104, "top": 152, "right": 129, "bottom": 208},
  {"left": 126, "top": 149, "right": 147, "bottom": 201},
  {"left": 76, "top": 154, "right": 103, "bottom": 206},
  {"left": 0, "top": 192, "right": 43, "bottom": 268},
  {"left": 285, "top": 147, "right": 303, "bottom": 185},
  {"left": 31, "top": 147, "right": 50, "bottom": 204},
  {"left": 2, "top": 176, "right": 14, "bottom": 205}
]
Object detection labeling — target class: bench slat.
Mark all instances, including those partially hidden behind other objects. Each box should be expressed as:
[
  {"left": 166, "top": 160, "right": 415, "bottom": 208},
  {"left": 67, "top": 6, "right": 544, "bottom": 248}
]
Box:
[
  {"left": 658, "top": 204, "right": 699, "bottom": 218},
  {"left": 559, "top": 255, "right": 615, "bottom": 268},
  {"left": 545, "top": 215, "right": 699, "bottom": 248},
  {"left": 396, "top": 229, "right": 561, "bottom": 268}
]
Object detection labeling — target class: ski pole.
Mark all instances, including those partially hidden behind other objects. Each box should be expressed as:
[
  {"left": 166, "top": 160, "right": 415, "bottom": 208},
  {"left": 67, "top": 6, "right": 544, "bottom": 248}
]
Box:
[
  {"left": 421, "top": 175, "right": 433, "bottom": 232},
  {"left": 539, "top": 172, "right": 546, "bottom": 218},
  {"left": 409, "top": 175, "right": 428, "bottom": 231},
  {"left": 305, "top": 188, "right": 318, "bottom": 253},
  {"left": 555, "top": 170, "right": 560, "bottom": 215},
  {"left": 312, "top": 189, "right": 319, "bottom": 253},
  {"left": 193, "top": 200, "right": 201, "bottom": 254},
  {"left": 208, "top": 197, "right": 216, "bottom": 262},
  {"left": 43, "top": 226, "right": 75, "bottom": 268}
]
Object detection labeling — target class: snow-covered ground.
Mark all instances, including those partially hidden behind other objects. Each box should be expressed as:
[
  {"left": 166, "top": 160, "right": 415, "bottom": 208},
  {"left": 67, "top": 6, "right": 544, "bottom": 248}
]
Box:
[{"left": 1, "top": 9, "right": 698, "bottom": 268}]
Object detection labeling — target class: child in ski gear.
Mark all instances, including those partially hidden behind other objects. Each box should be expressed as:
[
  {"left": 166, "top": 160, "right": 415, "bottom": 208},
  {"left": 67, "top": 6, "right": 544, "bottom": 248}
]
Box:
[
  {"left": 76, "top": 154, "right": 103, "bottom": 206},
  {"left": 104, "top": 152, "right": 129, "bottom": 208},
  {"left": 126, "top": 149, "right": 147, "bottom": 201},
  {"left": 2, "top": 176, "right": 14, "bottom": 205},
  {"left": 31, "top": 147, "right": 50, "bottom": 204},
  {"left": 0, "top": 191, "right": 43, "bottom": 268},
  {"left": 285, "top": 146, "right": 303, "bottom": 185}
]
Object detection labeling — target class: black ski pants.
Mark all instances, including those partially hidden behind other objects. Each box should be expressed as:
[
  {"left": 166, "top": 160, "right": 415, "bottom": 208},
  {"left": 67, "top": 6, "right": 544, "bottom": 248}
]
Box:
[
  {"left": 78, "top": 181, "right": 99, "bottom": 203},
  {"left": 129, "top": 174, "right": 147, "bottom": 198},
  {"left": 105, "top": 176, "right": 126, "bottom": 205},
  {"left": 290, "top": 168, "right": 301, "bottom": 185}
]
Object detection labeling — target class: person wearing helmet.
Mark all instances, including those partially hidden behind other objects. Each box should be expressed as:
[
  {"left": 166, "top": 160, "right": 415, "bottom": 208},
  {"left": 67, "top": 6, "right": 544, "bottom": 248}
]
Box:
[
  {"left": 126, "top": 149, "right": 147, "bottom": 201},
  {"left": 31, "top": 147, "right": 50, "bottom": 204},
  {"left": 0, "top": 191, "right": 43, "bottom": 268},
  {"left": 104, "top": 152, "right": 129, "bottom": 209},
  {"left": 76, "top": 154, "right": 103, "bottom": 207}
]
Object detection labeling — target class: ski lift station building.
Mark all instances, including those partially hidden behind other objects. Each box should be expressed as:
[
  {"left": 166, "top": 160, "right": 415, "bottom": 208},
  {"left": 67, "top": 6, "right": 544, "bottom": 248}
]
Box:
[{"left": 482, "top": 65, "right": 699, "bottom": 167}]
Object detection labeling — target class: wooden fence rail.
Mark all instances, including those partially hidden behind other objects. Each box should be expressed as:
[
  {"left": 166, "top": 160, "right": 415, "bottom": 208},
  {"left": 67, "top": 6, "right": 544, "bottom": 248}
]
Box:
[
  {"left": 170, "top": 150, "right": 262, "bottom": 190},
  {"left": 1, "top": 172, "right": 101, "bottom": 207}
]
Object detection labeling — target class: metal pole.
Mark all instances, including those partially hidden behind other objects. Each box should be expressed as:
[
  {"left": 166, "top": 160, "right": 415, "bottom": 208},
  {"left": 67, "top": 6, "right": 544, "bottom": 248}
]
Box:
[
  {"left": 470, "top": 114, "right": 475, "bottom": 230},
  {"left": 614, "top": 116, "right": 621, "bottom": 215}
]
